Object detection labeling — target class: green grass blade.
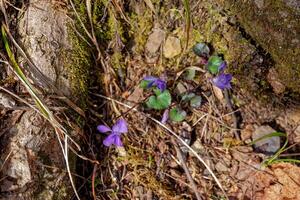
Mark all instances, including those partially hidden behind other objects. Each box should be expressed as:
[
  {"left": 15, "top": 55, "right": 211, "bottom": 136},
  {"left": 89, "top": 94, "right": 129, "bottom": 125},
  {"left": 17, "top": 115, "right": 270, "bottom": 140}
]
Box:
[
  {"left": 264, "top": 135, "right": 289, "bottom": 166},
  {"left": 271, "top": 158, "right": 300, "bottom": 164},
  {"left": 248, "top": 132, "right": 286, "bottom": 146},
  {"left": 1, "top": 25, "right": 50, "bottom": 119}
]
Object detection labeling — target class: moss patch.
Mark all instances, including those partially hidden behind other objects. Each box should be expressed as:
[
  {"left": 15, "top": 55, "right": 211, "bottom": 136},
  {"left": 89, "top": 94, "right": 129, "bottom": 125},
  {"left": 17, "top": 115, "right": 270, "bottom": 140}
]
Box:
[
  {"left": 65, "top": 28, "right": 91, "bottom": 108},
  {"left": 217, "top": 0, "right": 300, "bottom": 92}
]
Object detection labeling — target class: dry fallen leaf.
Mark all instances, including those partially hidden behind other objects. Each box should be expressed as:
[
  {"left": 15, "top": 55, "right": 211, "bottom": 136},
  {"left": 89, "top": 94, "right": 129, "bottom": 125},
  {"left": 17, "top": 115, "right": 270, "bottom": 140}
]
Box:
[
  {"left": 212, "top": 85, "right": 224, "bottom": 102},
  {"left": 260, "top": 163, "right": 300, "bottom": 200}
]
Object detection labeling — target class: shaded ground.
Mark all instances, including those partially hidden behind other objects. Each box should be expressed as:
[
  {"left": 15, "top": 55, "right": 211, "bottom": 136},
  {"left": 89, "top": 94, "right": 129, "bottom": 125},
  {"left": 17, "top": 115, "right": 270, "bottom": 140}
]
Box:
[{"left": 1, "top": 0, "right": 300, "bottom": 200}]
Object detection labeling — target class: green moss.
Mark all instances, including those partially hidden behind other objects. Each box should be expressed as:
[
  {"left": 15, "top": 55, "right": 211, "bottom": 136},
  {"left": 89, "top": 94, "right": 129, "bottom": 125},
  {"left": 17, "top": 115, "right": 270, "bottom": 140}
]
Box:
[
  {"left": 192, "top": 1, "right": 257, "bottom": 93},
  {"left": 53, "top": 185, "right": 68, "bottom": 200},
  {"left": 130, "top": 10, "right": 153, "bottom": 53},
  {"left": 217, "top": 0, "right": 300, "bottom": 93},
  {"left": 117, "top": 145, "right": 176, "bottom": 198},
  {"left": 64, "top": 28, "right": 91, "bottom": 109}
]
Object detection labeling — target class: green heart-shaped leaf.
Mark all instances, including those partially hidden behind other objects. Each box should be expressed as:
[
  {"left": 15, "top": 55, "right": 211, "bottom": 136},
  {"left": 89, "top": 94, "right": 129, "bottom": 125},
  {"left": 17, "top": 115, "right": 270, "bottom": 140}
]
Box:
[
  {"left": 146, "top": 90, "right": 171, "bottom": 110},
  {"left": 153, "top": 88, "right": 162, "bottom": 96},
  {"left": 170, "top": 107, "right": 186, "bottom": 122},
  {"left": 190, "top": 95, "right": 202, "bottom": 108},
  {"left": 193, "top": 43, "right": 210, "bottom": 57},
  {"left": 207, "top": 56, "right": 223, "bottom": 74},
  {"left": 181, "top": 92, "right": 195, "bottom": 102}
]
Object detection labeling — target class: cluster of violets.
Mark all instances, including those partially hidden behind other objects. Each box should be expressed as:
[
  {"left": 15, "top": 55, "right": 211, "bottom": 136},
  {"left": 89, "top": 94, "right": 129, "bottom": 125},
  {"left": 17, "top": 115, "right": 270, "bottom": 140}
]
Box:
[
  {"left": 98, "top": 42, "right": 232, "bottom": 147},
  {"left": 193, "top": 42, "right": 232, "bottom": 90}
]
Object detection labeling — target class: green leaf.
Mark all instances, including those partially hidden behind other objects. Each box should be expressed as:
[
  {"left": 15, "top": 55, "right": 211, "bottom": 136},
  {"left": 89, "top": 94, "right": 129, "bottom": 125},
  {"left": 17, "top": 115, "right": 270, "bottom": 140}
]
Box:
[
  {"left": 140, "top": 80, "right": 150, "bottom": 89},
  {"left": 153, "top": 88, "right": 162, "bottom": 96},
  {"left": 207, "top": 56, "right": 223, "bottom": 74},
  {"left": 190, "top": 95, "right": 202, "bottom": 108},
  {"left": 170, "top": 107, "right": 186, "bottom": 122},
  {"left": 184, "top": 69, "right": 196, "bottom": 80},
  {"left": 193, "top": 43, "right": 210, "bottom": 57},
  {"left": 181, "top": 92, "right": 195, "bottom": 101},
  {"left": 146, "top": 90, "right": 171, "bottom": 110}
]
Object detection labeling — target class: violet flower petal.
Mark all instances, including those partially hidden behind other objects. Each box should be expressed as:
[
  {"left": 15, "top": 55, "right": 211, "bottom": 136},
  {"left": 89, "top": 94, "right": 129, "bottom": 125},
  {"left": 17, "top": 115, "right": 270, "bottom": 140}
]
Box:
[
  {"left": 114, "top": 135, "right": 123, "bottom": 146},
  {"left": 97, "top": 125, "right": 111, "bottom": 133},
  {"left": 112, "top": 119, "right": 128, "bottom": 133},
  {"left": 218, "top": 61, "right": 227, "bottom": 72},
  {"left": 146, "top": 80, "right": 155, "bottom": 88},
  {"left": 161, "top": 109, "right": 169, "bottom": 124},
  {"left": 155, "top": 79, "right": 167, "bottom": 92},
  {"left": 103, "top": 133, "right": 118, "bottom": 147},
  {"left": 212, "top": 73, "right": 232, "bottom": 90}
]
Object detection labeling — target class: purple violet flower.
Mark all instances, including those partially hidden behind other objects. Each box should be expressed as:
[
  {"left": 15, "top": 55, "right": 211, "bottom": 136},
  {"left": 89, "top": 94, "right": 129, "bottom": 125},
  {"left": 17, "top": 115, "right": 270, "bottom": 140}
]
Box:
[
  {"left": 211, "top": 73, "right": 232, "bottom": 90},
  {"left": 143, "top": 76, "right": 167, "bottom": 92},
  {"left": 218, "top": 61, "right": 227, "bottom": 72},
  {"left": 97, "top": 119, "right": 128, "bottom": 147},
  {"left": 161, "top": 109, "right": 169, "bottom": 124}
]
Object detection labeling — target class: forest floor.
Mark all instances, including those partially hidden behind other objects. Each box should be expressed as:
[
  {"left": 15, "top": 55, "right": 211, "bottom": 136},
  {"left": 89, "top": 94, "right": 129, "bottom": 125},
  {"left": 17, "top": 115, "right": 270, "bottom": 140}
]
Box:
[
  {"left": 82, "top": 1, "right": 300, "bottom": 199},
  {"left": 1, "top": 0, "right": 300, "bottom": 200}
]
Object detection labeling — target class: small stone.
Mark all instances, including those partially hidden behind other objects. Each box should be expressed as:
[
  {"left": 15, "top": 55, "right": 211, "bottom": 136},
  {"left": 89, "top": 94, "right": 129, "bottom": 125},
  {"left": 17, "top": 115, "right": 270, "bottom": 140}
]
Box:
[
  {"left": 163, "top": 36, "right": 182, "bottom": 58},
  {"left": 215, "top": 162, "right": 228, "bottom": 172},
  {"left": 241, "top": 124, "right": 254, "bottom": 141},
  {"left": 252, "top": 125, "right": 280, "bottom": 154},
  {"left": 175, "top": 82, "right": 187, "bottom": 95},
  {"left": 145, "top": 27, "right": 165, "bottom": 54},
  {"left": 0, "top": 93, "right": 16, "bottom": 108}
]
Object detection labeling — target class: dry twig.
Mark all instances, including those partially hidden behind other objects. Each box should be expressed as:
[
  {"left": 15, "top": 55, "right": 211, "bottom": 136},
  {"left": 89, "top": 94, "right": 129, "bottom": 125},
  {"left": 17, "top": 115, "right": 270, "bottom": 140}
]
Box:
[{"left": 171, "top": 138, "right": 203, "bottom": 200}]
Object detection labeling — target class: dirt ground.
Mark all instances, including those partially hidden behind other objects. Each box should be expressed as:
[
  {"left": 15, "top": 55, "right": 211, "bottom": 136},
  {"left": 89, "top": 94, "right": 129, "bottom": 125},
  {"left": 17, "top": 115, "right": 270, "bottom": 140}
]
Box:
[{"left": 1, "top": 0, "right": 300, "bottom": 200}]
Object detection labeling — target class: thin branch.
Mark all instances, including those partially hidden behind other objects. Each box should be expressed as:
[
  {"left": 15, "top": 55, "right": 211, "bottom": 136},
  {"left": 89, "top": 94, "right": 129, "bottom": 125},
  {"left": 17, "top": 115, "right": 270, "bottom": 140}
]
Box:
[{"left": 171, "top": 138, "right": 203, "bottom": 200}]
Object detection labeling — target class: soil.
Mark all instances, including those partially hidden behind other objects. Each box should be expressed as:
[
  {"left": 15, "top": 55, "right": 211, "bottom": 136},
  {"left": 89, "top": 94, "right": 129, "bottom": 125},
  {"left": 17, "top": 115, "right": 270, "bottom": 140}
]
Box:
[{"left": 0, "top": 0, "right": 300, "bottom": 200}]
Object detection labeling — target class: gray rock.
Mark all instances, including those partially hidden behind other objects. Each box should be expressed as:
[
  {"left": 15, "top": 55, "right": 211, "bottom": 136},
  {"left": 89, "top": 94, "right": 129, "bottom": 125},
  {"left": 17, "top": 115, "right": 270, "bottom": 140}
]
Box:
[
  {"left": 1, "top": 111, "right": 44, "bottom": 191},
  {"left": 163, "top": 36, "right": 182, "bottom": 58},
  {"left": 0, "top": 0, "right": 86, "bottom": 198},
  {"left": 252, "top": 125, "right": 280, "bottom": 154},
  {"left": 17, "top": 0, "right": 72, "bottom": 95},
  {"left": 145, "top": 27, "right": 165, "bottom": 54}
]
